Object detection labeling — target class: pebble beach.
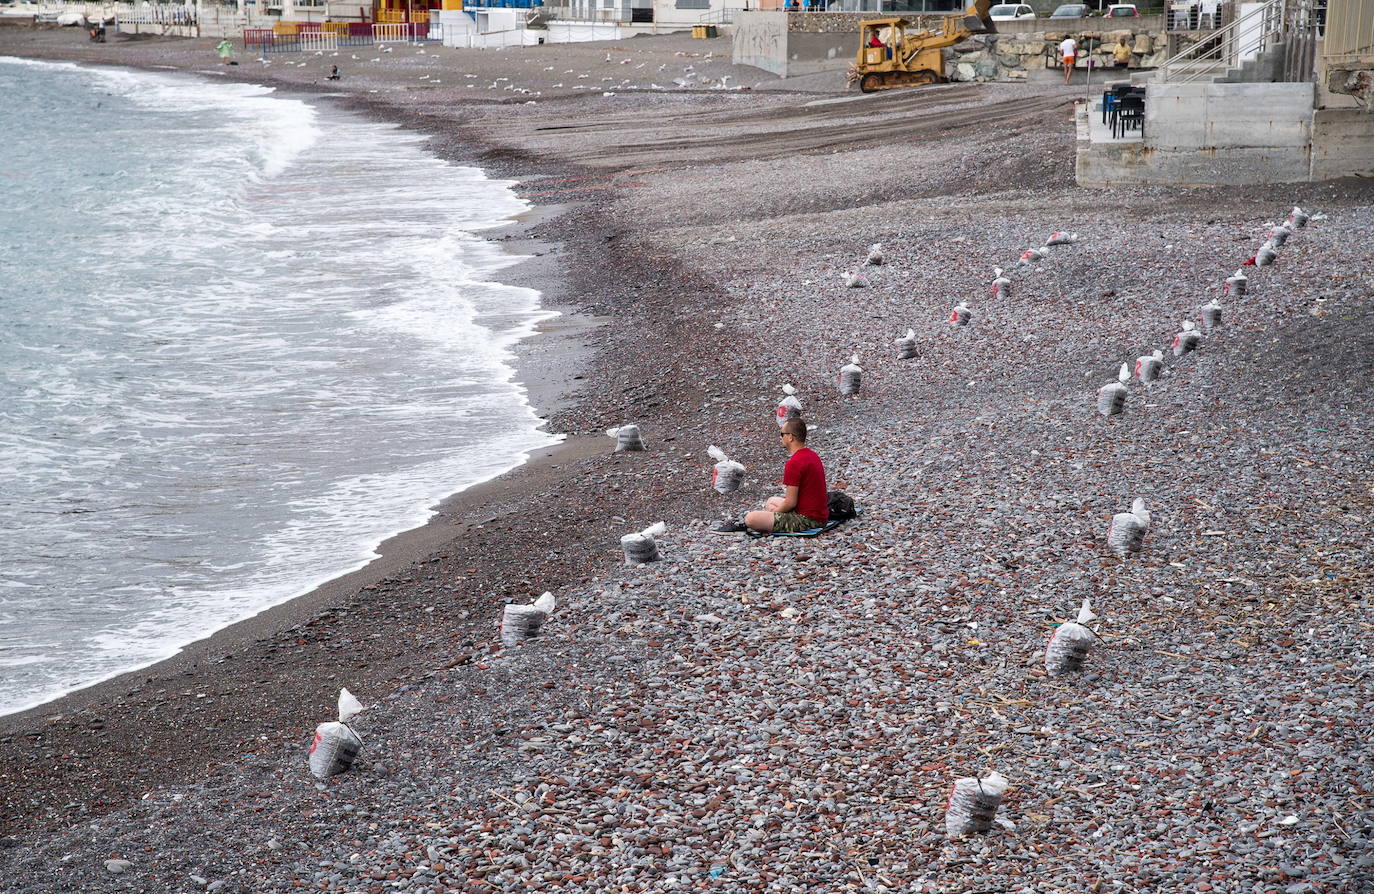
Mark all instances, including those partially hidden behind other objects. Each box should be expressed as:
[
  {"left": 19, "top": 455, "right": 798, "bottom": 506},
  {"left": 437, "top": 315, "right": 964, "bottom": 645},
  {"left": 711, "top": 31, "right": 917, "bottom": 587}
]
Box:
[{"left": 0, "top": 24, "right": 1371, "bottom": 894}]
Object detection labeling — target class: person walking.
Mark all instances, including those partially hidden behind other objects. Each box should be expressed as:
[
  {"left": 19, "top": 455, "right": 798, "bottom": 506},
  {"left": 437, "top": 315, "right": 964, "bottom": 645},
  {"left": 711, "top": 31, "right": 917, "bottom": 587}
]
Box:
[
  {"left": 1060, "top": 35, "right": 1078, "bottom": 85},
  {"left": 715, "top": 417, "right": 828, "bottom": 534}
]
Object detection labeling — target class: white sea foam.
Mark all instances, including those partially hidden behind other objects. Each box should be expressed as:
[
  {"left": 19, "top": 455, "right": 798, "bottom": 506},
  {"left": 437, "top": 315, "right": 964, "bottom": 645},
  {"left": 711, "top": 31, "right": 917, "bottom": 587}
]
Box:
[{"left": 0, "top": 59, "right": 559, "bottom": 716}]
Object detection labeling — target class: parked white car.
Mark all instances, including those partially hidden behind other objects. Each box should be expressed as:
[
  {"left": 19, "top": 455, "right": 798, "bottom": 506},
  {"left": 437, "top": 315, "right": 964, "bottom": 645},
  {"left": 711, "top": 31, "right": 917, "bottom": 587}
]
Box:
[{"left": 988, "top": 3, "right": 1038, "bottom": 20}]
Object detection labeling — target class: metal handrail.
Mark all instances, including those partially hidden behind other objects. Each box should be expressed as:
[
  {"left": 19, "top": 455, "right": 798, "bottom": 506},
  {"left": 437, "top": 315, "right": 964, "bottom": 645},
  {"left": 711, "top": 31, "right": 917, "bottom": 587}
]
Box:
[{"left": 1155, "top": 0, "right": 1280, "bottom": 83}]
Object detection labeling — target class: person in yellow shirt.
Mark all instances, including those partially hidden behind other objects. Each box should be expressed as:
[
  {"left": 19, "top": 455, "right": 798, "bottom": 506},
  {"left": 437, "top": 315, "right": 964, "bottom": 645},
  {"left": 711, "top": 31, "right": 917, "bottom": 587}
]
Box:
[{"left": 1113, "top": 37, "right": 1133, "bottom": 69}]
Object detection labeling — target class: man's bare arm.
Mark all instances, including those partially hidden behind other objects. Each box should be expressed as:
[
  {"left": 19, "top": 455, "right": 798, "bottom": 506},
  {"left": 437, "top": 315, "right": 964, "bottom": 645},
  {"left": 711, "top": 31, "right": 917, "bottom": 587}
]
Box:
[{"left": 777, "top": 485, "right": 800, "bottom": 513}]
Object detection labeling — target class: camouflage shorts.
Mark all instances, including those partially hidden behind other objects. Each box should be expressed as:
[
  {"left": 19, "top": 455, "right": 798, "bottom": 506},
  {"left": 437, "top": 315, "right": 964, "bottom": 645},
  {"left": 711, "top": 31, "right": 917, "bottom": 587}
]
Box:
[{"left": 773, "top": 511, "right": 823, "bottom": 534}]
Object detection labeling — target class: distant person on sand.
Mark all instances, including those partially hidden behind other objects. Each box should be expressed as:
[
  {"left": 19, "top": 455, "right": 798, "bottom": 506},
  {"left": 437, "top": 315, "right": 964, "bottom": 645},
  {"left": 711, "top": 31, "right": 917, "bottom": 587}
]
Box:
[
  {"left": 715, "top": 417, "right": 828, "bottom": 534},
  {"left": 216, "top": 39, "right": 235, "bottom": 64},
  {"left": 1060, "top": 36, "right": 1077, "bottom": 85},
  {"left": 327, "top": 65, "right": 341, "bottom": 80},
  {"left": 1113, "top": 37, "right": 1132, "bottom": 69}
]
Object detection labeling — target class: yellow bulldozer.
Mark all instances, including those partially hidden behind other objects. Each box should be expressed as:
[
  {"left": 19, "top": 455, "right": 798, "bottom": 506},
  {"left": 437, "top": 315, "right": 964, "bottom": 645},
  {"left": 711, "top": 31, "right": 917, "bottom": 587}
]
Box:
[{"left": 848, "top": 0, "right": 996, "bottom": 92}]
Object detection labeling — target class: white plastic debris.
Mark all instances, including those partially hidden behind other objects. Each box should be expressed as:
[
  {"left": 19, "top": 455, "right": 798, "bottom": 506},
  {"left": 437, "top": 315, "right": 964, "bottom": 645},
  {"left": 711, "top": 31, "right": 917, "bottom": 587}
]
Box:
[
  {"left": 1045, "top": 598, "right": 1097, "bottom": 676},
  {"left": 500, "top": 591, "right": 555, "bottom": 648},
  {"left": 707, "top": 445, "right": 745, "bottom": 494},
  {"left": 944, "top": 771, "right": 1009, "bottom": 838},
  {"left": 990, "top": 266, "right": 1012, "bottom": 299},
  {"left": 1172, "top": 320, "right": 1201, "bottom": 357},
  {"left": 949, "top": 300, "right": 973, "bottom": 326},
  {"left": 1199, "top": 297, "right": 1223, "bottom": 331},
  {"left": 1134, "top": 349, "right": 1164, "bottom": 384},
  {"left": 1045, "top": 231, "right": 1079, "bottom": 246},
  {"left": 1225, "top": 268, "right": 1248, "bottom": 297},
  {"left": 621, "top": 521, "right": 666, "bottom": 565},
  {"left": 895, "top": 328, "right": 918, "bottom": 360},
  {"left": 607, "top": 424, "right": 645, "bottom": 452},
  {"left": 839, "top": 354, "right": 863, "bottom": 396},
  {"left": 1096, "top": 363, "right": 1130, "bottom": 416},
  {"left": 865, "top": 243, "right": 884, "bottom": 266},
  {"left": 776, "top": 383, "right": 803, "bottom": 427},
  {"left": 308, "top": 688, "right": 365, "bottom": 779},
  {"left": 844, "top": 271, "right": 868, "bottom": 288},
  {"left": 1107, "top": 497, "right": 1151, "bottom": 557}
]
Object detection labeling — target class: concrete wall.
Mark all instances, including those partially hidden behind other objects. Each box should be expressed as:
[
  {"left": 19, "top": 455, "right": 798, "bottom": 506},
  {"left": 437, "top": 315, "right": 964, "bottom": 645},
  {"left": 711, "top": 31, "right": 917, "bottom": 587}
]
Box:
[
  {"left": 1311, "top": 108, "right": 1374, "bottom": 178},
  {"left": 733, "top": 10, "right": 788, "bottom": 74}
]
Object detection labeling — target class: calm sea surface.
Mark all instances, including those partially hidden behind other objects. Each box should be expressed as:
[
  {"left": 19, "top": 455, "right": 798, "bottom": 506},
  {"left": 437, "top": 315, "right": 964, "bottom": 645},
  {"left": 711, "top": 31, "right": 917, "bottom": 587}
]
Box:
[{"left": 0, "top": 57, "right": 557, "bottom": 716}]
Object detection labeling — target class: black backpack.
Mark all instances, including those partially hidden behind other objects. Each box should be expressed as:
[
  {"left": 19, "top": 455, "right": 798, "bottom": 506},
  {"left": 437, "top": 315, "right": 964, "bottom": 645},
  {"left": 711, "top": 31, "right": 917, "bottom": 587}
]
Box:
[{"left": 827, "top": 490, "right": 857, "bottom": 521}]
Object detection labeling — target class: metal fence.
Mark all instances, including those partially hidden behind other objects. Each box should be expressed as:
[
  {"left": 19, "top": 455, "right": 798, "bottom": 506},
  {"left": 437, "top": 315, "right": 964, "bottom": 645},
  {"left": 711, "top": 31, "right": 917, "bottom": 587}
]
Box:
[{"left": 246, "top": 21, "right": 440, "bottom": 51}]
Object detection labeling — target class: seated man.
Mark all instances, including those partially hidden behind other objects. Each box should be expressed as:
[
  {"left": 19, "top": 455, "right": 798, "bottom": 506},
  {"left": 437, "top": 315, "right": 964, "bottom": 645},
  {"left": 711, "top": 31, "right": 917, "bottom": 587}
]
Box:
[{"left": 717, "top": 417, "right": 828, "bottom": 534}]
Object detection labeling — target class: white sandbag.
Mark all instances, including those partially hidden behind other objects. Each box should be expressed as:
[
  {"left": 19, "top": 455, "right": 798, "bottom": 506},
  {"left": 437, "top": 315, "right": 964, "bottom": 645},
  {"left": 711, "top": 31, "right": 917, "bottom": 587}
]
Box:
[
  {"left": 1107, "top": 497, "right": 1150, "bottom": 557},
  {"left": 1268, "top": 224, "right": 1291, "bottom": 247},
  {"left": 844, "top": 272, "right": 868, "bottom": 288},
  {"left": 1254, "top": 243, "right": 1277, "bottom": 267},
  {"left": 949, "top": 301, "right": 973, "bottom": 327},
  {"left": 707, "top": 445, "right": 745, "bottom": 494},
  {"left": 1096, "top": 363, "right": 1130, "bottom": 416},
  {"left": 895, "top": 328, "right": 918, "bottom": 360},
  {"left": 1172, "top": 321, "right": 1201, "bottom": 357},
  {"left": 838, "top": 354, "right": 862, "bottom": 396},
  {"left": 621, "top": 521, "right": 666, "bottom": 565},
  {"left": 944, "top": 771, "right": 1009, "bottom": 838},
  {"left": 607, "top": 424, "right": 645, "bottom": 452},
  {"left": 1224, "top": 268, "right": 1248, "bottom": 297},
  {"left": 990, "top": 267, "right": 1012, "bottom": 299},
  {"left": 1134, "top": 349, "right": 1164, "bottom": 384},
  {"left": 776, "top": 383, "right": 802, "bottom": 427},
  {"left": 500, "top": 591, "right": 555, "bottom": 648},
  {"left": 1045, "top": 231, "right": 1079, "bottom": 246},
  {"left": 307, "top": 688, "right": 365, "bottom": 779},
  {"left": 1016, "top": 246, "right": 1046, "bottom": 267},
  {"left": 1045, "top": 598, "right": 1097, "bottom": 676},
  {"left": 1287, "top": 206, "right": 1309, "bottom": 228},
  {"left": 1199, "top": 298, "right": 1223, "bottom": 331},
  {"left": 865, "top": 243, "right": 884, "bottom": 266}
]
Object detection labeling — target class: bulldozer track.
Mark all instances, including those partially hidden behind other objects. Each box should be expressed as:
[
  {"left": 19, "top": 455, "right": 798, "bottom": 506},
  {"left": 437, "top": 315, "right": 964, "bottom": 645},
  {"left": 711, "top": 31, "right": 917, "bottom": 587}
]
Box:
[{"left": 517, "top": 89, "right": 1075, "bottom": 172}]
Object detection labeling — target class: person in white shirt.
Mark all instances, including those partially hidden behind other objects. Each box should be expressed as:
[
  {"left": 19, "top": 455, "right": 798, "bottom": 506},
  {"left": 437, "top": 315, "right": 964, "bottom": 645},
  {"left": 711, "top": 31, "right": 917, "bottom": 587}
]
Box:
[{"left": 1060, "top": 36, "right": 1078, "bottom": 85}]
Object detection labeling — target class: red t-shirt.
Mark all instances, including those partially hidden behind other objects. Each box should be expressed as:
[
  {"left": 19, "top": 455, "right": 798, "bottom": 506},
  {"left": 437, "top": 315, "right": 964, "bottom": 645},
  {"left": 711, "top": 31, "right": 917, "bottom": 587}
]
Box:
[{"left": 783, "top": 447, "right": 828, "bottom": 522}]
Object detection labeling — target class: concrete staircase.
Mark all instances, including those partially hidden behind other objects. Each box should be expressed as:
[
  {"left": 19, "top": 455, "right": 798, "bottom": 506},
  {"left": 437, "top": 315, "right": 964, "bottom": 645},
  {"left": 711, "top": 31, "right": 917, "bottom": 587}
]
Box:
[{"left": 1212, "top": 39, "right": 1287, "bottom": 82}]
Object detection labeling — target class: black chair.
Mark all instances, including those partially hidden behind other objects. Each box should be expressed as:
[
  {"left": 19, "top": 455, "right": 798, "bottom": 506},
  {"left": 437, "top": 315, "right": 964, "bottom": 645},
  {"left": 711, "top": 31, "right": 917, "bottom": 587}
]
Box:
[
  {"left": 1112, "top": 94, "right": 1145, "bottom": 139},
  {"left": 1101, "top": 82, "right": 1132, "bottom": 124}
]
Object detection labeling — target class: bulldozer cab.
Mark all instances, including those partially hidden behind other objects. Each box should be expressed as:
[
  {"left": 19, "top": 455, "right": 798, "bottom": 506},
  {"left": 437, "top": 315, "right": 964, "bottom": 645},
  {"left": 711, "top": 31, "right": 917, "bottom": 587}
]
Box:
[{"left": 858, "top": 18, "right": 905, "bottom": 68}]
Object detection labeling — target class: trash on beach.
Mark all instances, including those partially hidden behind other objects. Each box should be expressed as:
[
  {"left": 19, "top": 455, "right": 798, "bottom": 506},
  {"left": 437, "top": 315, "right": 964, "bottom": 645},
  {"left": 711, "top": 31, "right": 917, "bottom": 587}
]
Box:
[
  {"left": 1096, "top": 363, "right": 1130, "bottom": 416},
  {"left": 1045, "top": 597, "right": 1097, "bottom": 676},
  {"left": 1016, "top": 246, "right": 1046, "bottom": 267},
  {"left": 1172, "top": 321, "right": 1201, "bottom": 357},
  {"left": 1045, "top": 231, "right": 1079, "bottom": 246},
  {"left": 844, "top": 272, "right": 868, "bottom": 288},
  {"left": 949, "top": 301, "right": 973, "bottom": 327},
  {"left": 865, "top": 243, "right": 884, "bottom": 266},
  {"left": 944, "top": 771, "right": 1009, "bottom": 838},
  {"left": 1268, "top": 224, "right": 1292, "bottom": 247},
  {"left": 1199, "top": 298, "right": 1223, "bottom": 331},
  {"left": 621, "top": 521, "right": 667, "bottom": 565},
  {"left": 1287, "top": 206, "right": 1309, "bottom": 228},
  {"left": 500, "top": 591, "right": 555, "bottom": 648},
  {"left": 1224, "top": 268, "right": 1248, "bottom": 297},
  {"left": 1107, "top": 497, "right": 1151, "bottom": 558},
  {"left": 776, "top": 383, "right": 803, "bottom": 427},
  {"left": 707, "top": 445, "right": 746, "bottom": 494},
  {"left": 839, "top": 354, "right": 863, "bottom": 396},
  {"left": 895, "top": 328, "right": 918, "bottom": 360},
  {"left": 1134, "top": 349, "right": 1164, "bottom": 384},
  {"left": 990, "top": 267, "right": 1012, "bottom": 299},
  {"left": 308, "top": 688, "right": 365, "bottom": 779},
  {"left": 1253, "top": 242, "right": 1278, "bottom": 267},
  {"left": 608, "top": 424, "right": 645, "bottom": 452}
]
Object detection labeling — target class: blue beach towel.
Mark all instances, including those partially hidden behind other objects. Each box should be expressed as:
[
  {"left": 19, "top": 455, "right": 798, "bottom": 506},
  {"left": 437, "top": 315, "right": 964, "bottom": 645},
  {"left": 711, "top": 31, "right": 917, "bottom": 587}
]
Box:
[{"left": 746, "top": 510, "right": 860, "bottom": 539}]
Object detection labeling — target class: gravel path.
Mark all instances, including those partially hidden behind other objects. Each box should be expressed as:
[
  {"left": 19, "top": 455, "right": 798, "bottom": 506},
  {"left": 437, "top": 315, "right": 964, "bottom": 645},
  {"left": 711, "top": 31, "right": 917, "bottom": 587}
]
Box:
[{"left": 0, "top": 27, "right": 1371, "bottom": 894}]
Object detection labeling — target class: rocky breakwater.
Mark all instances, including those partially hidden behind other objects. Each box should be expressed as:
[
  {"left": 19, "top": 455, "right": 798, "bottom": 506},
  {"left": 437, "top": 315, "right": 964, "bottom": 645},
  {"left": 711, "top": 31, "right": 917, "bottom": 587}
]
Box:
[{"left": 945, "top": 28, "right": 1168, "bottom": 82}]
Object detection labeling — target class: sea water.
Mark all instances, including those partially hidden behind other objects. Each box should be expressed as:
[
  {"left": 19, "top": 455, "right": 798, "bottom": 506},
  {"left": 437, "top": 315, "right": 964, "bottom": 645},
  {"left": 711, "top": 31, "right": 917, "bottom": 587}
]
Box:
[{"left": 0, "top": 58, "right": 559, "bottom": 716}]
